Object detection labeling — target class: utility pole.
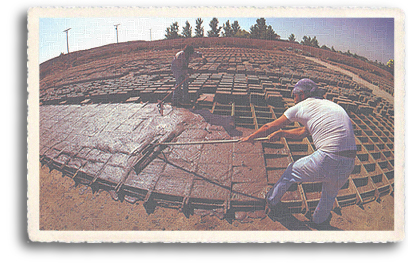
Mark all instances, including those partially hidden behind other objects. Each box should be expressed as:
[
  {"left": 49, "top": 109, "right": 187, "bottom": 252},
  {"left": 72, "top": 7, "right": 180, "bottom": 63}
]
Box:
[
  {"left": 63, "top": 28, "right": 71, "bottom": 54},
  {"left": 150, "top": 29, "right": 152, "bottom": 41},
  {"left": 114, "top": 24, "right": 120, "bottom": 43}
]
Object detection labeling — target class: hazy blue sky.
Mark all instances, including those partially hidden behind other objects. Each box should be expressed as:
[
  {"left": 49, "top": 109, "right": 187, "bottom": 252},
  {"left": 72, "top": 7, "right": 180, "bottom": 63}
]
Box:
[{"left": 39, "top": 17, "right": 394, "bottom": 64}]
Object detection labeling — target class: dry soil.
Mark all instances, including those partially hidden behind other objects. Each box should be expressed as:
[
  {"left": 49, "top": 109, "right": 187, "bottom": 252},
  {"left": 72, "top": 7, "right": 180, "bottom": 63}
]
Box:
[{"left": 39, "top": 164, "right": 394, "bottom": 232}]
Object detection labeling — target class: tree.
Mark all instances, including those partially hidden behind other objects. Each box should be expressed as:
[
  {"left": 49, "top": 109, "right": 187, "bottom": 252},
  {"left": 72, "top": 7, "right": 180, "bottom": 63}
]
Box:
[
  {"left": 207, "top": 17, "right": 222, "bottom": 37},
  {"left": 249, "top": 18, "right": 279, "bottom": 40},
  {"left": 311, "top": 36, "right": 319, "bottom": 48},
  {"left": 301, "top": 36, "right": 310, "bottom": 46},
  {"left": 194, "top": 18, "right": 204, "bottom": 38},
  {"left": 232, "top": 21, "right": 241, "bottom": 36},
  {"left": 230, "top": 20, "right": 249, "bottom": 38},
  {"left": 165, "top": 22, "right": 180, "bottom": 39},
  {"left": 264, "top": 26, "right": 280, "bottom": 40},
  {"left": 235, "top": 29, "right": 250, "bottom": 38},
  {"left": 250, "top": 18, "right": 266, "bottom": 39},
  {"left": 321, "top": 45, "right": 330, "bottom": 50},
  {"left": 301, "top": 36, "right": 319, "bottom": 48},
  {"left": 222, "top": 20, "right": 234, "bottom": 37},
  {"left": 387, "top": 59, "right": 394, "bottom": 74},
  {"left": 181, "top": 21, "right": 192, "bottom": 38},
  {"left": 288, "top": 33, "right": 296, "bottom": 42}
]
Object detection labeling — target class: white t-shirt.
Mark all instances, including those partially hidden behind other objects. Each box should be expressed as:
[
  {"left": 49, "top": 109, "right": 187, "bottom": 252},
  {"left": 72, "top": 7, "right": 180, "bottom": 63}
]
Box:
[{"left": 283, "top": 97, "right": 357, "bottom": 153}]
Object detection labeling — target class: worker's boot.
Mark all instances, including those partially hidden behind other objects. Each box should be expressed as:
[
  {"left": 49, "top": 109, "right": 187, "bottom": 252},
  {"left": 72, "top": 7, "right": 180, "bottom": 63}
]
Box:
[
  {"left": 306, "top": 213, "right": 333, "bottom": 230},
  {"left": 265, "top": 201, "right": 289, "bottom": 221},
  {"left": 265, "top": 189, "right": 286, "bottom": 221}
]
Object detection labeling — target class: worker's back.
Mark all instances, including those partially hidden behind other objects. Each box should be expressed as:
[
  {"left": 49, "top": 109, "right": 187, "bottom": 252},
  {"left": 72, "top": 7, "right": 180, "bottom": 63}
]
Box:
[
  {"left": 171, "top": 51, "right": 186, "bottom": 77},
  {"left": 284, "top": 97, "right": 357, "bottom": 153}
]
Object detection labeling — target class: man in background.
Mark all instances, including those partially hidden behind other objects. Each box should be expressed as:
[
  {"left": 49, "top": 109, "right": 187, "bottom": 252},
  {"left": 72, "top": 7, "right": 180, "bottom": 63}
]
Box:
[{"left": 171, "top": 45, "right": 207, "bottom": 105}]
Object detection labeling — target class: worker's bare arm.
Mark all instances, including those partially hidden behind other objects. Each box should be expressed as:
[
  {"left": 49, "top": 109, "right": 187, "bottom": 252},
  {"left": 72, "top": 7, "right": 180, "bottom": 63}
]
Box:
[
  {"left": 267, "top": 126, "right": 309, "bottom": 142},
  {"left": 240, "top": 115, "right": 291, "bottom": 142}
]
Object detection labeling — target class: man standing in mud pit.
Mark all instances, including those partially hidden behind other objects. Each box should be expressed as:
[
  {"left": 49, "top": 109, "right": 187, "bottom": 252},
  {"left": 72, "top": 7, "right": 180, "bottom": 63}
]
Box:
[
  {"left": 241, "top": 78, "right": 357, "bottom": 227},
  {"left": 171, "top": 45, "right": 207, "bottom": 105}
]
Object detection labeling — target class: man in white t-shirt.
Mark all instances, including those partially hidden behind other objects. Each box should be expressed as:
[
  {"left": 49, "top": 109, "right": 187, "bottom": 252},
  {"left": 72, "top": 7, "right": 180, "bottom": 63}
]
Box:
[
  {"left": 241, "top": 78, "right": 357, "bottom": 227},
  {"left": 171, "top": 45, "right": 207, "bottom": 105}
]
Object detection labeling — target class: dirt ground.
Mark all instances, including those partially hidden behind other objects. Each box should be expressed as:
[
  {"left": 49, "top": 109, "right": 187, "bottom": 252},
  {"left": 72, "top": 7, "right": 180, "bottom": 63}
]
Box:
[{"left": 39, "top": 164, "right": 394, "bottom": 232}]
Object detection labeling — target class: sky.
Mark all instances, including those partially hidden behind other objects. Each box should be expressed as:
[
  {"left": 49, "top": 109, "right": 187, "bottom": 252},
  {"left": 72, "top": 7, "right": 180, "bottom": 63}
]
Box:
[{"left": 39, "top": 17, "right": 394, "bottom": 64}]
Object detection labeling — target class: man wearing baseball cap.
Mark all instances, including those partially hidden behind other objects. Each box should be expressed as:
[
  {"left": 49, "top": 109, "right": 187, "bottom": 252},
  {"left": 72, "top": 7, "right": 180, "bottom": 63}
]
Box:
[{"left": 241, "top": 78, "right": 357, "bottom": 227}]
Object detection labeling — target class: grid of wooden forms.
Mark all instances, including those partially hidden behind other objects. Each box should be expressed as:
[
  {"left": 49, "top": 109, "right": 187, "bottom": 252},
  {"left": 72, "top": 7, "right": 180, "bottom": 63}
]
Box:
[{"left": 190, "top": 86, "right": 394, "bottom": 216}]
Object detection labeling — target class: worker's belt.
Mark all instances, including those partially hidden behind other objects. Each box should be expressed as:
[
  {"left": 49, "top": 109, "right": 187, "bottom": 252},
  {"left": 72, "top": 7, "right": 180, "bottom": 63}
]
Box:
[{"left": 333, "top": 150, "right": 357, "bottom": 158}]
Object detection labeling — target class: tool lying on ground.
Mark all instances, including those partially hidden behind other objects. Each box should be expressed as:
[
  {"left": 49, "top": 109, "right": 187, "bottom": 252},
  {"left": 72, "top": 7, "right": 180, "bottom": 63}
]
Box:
[
  {"left": 157, "top": 62, "right": 206, "bottom": 116},
  {"left": 158, "top": 137, "right": 269, "bottom": 146}
]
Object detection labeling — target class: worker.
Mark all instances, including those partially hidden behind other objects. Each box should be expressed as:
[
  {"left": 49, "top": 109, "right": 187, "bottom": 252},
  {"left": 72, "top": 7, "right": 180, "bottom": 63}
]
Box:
[
  {"left": 240, "top": 78, "right": 357, "bottom": 227},
  {"left": 171, "top": 45, "right": 207, "bottom": 105}
]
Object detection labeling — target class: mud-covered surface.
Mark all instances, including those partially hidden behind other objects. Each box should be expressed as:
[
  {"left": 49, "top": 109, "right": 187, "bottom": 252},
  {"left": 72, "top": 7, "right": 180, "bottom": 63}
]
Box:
[
  {"left": 40, "top": 103, "right": 270, "bottom": 212},
  {"left": 39, "top": 165, "right": 394, "bottom": 231}
]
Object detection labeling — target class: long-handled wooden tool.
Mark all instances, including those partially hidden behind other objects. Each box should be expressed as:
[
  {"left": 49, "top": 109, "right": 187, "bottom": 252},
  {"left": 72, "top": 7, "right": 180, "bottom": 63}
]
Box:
[{"left": 158, "top": 137, "right": 269, "bottom": 146}]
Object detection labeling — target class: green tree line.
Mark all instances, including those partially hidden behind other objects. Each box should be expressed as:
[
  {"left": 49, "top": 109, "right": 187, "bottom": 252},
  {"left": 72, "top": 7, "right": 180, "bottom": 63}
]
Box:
[
  {"left": 165, "top": 17, "right": 393, "bottom": 74},
  {"left": 165, "top": 17, "right": 279, "bottom": 40}
]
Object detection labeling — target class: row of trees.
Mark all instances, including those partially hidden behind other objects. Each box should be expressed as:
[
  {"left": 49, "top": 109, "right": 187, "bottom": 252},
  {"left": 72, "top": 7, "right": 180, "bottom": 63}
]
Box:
[
  {"left": 165, "top": 17, "right": 393, "bottom": 74},
  {"left": 165, "top": 17, "right": 342, "bottom": 53},
  {"left": 291, "top": 34, "right": 393, "bottom": 73},
  {"left": 165, "top": 18, "right": 279, "bottom": 40},
  {"left": 164, "top": 17, "right": 350, "bottom": 53}
]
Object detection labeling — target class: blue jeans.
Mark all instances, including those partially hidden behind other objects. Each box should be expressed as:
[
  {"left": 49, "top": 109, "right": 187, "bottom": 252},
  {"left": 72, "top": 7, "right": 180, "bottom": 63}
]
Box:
[
  {"left": 172, "top": 75, "right": 188, "bottom": 103},
  {"left": 266, "top": 149, "right": 355, "bottom": 224}
]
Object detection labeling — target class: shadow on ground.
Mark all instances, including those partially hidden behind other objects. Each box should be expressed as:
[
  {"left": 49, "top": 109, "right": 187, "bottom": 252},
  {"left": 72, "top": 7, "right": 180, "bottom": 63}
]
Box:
[
  {"left": 268, "top": 213, "right": 343, "bottom": 231},
  {"left": 190, "top": 109, "right": 243, "bottom": 137}
]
